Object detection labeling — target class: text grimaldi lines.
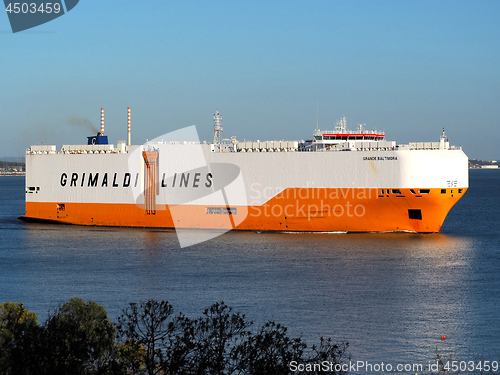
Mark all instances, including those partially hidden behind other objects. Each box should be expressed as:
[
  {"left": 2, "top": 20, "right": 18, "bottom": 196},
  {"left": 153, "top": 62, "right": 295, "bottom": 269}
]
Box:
[{"left": 59, "top": 172, "right": 214, "bottom": 189}]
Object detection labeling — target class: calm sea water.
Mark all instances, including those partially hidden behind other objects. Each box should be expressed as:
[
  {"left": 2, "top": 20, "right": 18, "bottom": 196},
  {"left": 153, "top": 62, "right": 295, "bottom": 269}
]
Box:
[{"left": 1, "top": 171, "right": 499, "bottom": 371}]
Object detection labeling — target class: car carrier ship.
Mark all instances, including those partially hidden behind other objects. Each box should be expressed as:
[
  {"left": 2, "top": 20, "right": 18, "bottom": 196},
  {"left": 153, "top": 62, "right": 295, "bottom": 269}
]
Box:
[{"left": 23, "top": 108, "right": 468, "bottom": 233}]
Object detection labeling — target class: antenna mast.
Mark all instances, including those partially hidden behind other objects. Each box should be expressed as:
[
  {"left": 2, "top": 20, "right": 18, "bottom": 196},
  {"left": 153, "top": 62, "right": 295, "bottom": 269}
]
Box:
[
  {"left": 213, "top": 109, "right": 223, "bottom": 144},
  {"left": 335, "top": 115, "right": 347, "bottom": 133},
  {"left": 316, "top": 102, "right": 319, "bottom": 131},
  {"left": 313, "top": 102, "right": 321, "bottom": 137}
]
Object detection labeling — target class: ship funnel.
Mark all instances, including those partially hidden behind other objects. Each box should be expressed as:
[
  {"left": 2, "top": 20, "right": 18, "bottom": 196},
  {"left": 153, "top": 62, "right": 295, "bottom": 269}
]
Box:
[
  {"left": 100, "top": 107, "right": 105, "bottom": 135},
  {"left": 87, "top": 107, "right": 108, "bottom": 145},
  {"left": 127, "top": 107, "right": 131, "bottom": 146}
]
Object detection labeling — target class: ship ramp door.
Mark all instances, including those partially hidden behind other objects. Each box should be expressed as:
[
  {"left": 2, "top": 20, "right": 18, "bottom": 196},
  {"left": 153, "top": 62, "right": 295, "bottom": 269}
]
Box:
[{"left": 142, "top": 150, "right": 159, "bottom": 215}]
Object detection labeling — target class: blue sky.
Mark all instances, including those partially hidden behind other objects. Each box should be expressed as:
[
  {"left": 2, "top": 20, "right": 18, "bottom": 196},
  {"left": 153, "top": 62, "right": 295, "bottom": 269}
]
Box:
[{"left": 1, "top": 1, "right": 499, "bottom": 159}]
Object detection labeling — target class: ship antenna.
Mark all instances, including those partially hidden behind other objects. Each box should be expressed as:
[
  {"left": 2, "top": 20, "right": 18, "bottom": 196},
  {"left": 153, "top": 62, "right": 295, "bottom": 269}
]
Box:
[
  {"left": 316, "top": 102, "right": 320, "bottom": 130},
  {"left": 440, "top": 127, "right": 448, "bottom": 142},
  {"left": 213, "top": 109, "right": 223, "bottom": 144}
]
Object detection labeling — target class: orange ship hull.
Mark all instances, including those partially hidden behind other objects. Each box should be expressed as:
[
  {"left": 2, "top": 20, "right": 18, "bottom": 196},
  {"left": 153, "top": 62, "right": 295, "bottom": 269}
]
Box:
[{"left": 24, "top": 187, "right": 467, "bottom": 233}]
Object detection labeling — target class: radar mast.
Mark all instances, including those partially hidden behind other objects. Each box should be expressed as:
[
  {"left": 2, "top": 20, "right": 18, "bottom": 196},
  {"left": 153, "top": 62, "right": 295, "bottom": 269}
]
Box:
[{"left": 213, "top": 109, "right": 223, "bottom": 144}]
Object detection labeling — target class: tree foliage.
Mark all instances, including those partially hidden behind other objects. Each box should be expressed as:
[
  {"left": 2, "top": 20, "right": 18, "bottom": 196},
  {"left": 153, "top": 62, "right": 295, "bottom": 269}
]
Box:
[
  {"left": 243, "top": 321, "right": 306, "bottom": 375},
  {"left": 178, "top": 301, "right": 253, "bottom": 375},
  {"left": 116, "top": 300, "right": 176, "bottom": 375},
  {"left": 0, "top": 302, "right": 40, "bottom": 375},
  {"left": 43, "top": 297, "right": 117, "bottom": 375},
  {"left": 0, "top": 298, "right": 350, "bottom": 375},
  {"left": 301, "top": 337, "right": 349, "bottom": 375}
]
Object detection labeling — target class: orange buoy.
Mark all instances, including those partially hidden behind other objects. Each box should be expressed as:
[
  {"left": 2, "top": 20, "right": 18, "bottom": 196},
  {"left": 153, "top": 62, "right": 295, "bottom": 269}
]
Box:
[{"left": 441, "top": 335, "right": 446, "bottom": 341}]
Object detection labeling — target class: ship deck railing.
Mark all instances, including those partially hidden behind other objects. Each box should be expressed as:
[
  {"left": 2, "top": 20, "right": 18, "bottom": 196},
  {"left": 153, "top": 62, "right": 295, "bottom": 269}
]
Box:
[
  {"left": 303, "top": 144, "right": 462, "bottom": 152},
  {"left": 26, "top": 150, "right": 128, "bottom": 155}
]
